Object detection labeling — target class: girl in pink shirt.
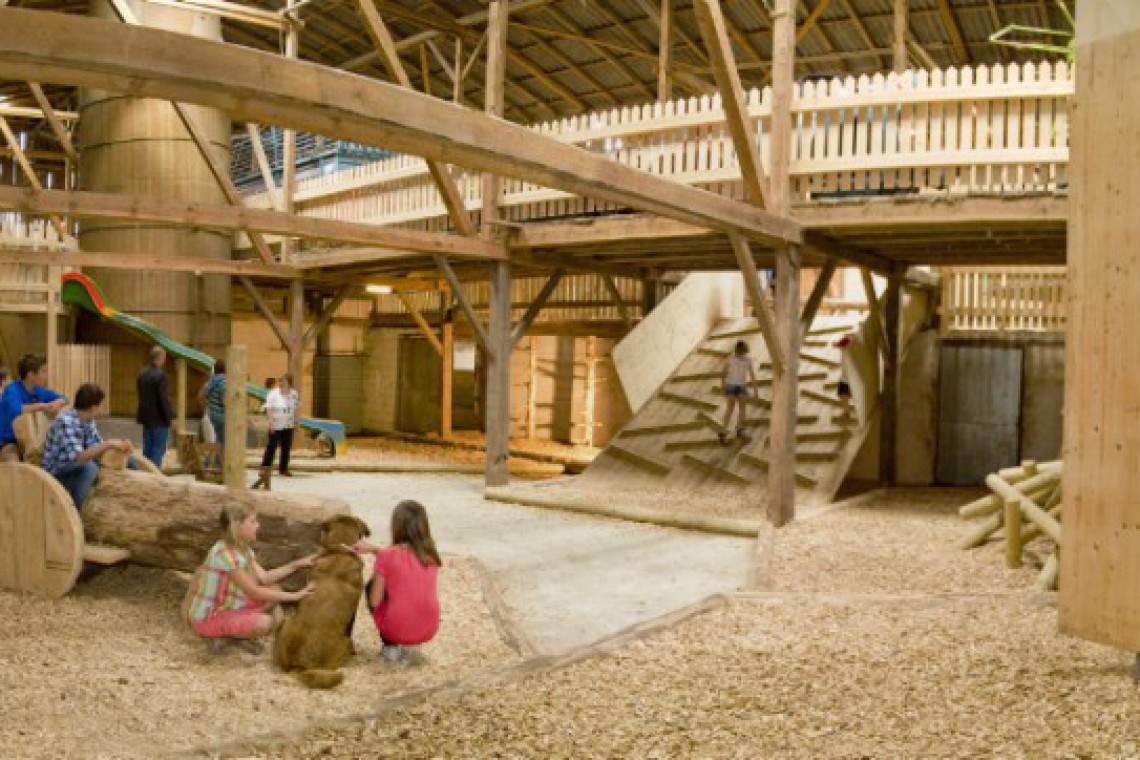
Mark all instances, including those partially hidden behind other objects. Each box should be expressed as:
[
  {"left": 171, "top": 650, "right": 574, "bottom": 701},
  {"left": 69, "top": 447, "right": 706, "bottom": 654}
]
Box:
[{"left": 355, "top": 500, "right": 441, "bottom": 664}]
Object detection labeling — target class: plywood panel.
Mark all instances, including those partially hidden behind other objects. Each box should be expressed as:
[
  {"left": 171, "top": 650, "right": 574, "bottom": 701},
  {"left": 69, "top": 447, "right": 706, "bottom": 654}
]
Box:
[
  {"left": 0, "top": 463, "right": 83, "bottom": 598},
  {"left": 936, "top": 344, "right": 1023, "bottom": 485},
  {"left": 1060, "top": 9, "right": 1140, "bottom": 651}
]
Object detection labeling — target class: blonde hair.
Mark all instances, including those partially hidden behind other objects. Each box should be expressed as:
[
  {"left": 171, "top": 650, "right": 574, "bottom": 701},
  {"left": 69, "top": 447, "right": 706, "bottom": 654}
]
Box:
[{"left": 219, "top": 504, "right": 257, "bottom": 551}]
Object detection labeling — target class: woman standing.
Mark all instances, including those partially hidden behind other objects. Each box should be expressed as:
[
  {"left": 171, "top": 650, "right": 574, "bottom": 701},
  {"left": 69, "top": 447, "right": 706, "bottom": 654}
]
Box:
[
  {"left": 261, "top": 372, "right": 300, "bottom": 478},
  {"left": 198, "top": 360, "right": 227, "bottom": 445}
]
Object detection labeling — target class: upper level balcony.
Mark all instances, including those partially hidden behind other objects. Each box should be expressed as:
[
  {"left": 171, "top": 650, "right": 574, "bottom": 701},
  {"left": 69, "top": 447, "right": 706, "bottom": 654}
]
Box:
[{"left": 241, "top": 61, "right": 1071, "bottom": 271}]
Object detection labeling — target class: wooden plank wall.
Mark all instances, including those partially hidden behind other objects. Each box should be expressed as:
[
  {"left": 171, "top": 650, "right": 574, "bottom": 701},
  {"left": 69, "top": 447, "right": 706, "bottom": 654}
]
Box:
[
  {"left": 1059, "top": 4, "right": 1140, "bottom": 651},
  {"left": 53, "top": 344, "right": 111, "bottom": 407}
]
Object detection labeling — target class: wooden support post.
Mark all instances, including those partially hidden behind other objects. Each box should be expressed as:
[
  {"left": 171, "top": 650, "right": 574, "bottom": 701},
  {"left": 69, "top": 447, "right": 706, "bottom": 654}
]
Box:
[
  {"left": 860, "top": 268, "right": 889, "bottom": 363},
  {"left": 657, "top": 0, "right": 673, "bottom": 103},
  {"left": 433, "top": 255, "right": 492, "bottom": 355},
  {"left": 280, "top": 5, "right": 299, "bottom": 263},
  {"left": 486, "top": 261, "right": 511, "bottom": 486},
  {"left": 879, "top": 272, "right": 902, "bottom": 486},
  {"left": 45, "top": 265, "right": 59, "bottom": 377},
  {"left": 175, "top": 357, "right": 187, "bottom": 435},
  {"left": 765, "top": 0, "right": 799, "bottom": 529},
  {"left": 223, "top": 345, "right": 247, "bottom": 490},
  {"left": 483, "top": 0, "right": 510, "bottom": 488},
  {"left": 641, "top": 276, "right": 661, "bottom": 316},
  {"left": 525, "top": 336, "right": 537, "bottom": 439},
  {"left": 288, "top": 279, "right": 304, "bottom": 405},
  {"left": 893, "top": 0, "right": 908, "bottom": 73},
  {"left": 1004, "top": 497, "right": 1022, "bottom": 569},
  {"left": 800, "top": 260, "right": 837, "bottom": 331},
  {"left": 440, "top": 308, "right": 454, "bottom": 439}
]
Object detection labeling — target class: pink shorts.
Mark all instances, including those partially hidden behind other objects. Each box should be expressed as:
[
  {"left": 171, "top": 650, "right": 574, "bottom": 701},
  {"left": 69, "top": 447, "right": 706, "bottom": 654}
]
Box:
[{"left": 191, "top": 602, "right": 266, "bottom": 638}]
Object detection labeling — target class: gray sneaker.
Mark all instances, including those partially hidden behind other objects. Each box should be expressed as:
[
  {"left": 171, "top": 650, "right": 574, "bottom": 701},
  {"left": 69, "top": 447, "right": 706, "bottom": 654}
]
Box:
[{"left": 381, "top": 644, "right": 404, "bottom": 663}]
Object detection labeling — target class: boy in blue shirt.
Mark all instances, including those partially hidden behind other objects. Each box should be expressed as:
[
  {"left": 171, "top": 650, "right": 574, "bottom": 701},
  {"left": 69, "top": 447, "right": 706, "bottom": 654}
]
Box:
[{"left": 0, "top": 354, "right": 67, "bottom": 462}]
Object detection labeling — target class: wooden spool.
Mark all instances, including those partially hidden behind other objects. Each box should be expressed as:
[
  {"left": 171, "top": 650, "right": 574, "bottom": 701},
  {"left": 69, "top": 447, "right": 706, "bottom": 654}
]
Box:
[{"left": 0, "top": 463, "right": 84, "bottom": 599}]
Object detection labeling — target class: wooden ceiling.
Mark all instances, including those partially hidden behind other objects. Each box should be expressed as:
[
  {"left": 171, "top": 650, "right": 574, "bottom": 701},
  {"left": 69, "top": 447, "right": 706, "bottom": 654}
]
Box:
[{"left": 2, "top": 0, "right": 1075, "bottom": 125}]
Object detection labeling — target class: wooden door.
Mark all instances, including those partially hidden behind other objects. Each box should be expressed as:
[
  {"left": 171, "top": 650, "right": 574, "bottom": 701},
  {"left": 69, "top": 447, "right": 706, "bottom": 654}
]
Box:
[
  {"left": 936, "top": 344, "right": 1023, "bottom": 485},
  {"left": 396, "top": 336, "right": 441, "bottom": 434}
]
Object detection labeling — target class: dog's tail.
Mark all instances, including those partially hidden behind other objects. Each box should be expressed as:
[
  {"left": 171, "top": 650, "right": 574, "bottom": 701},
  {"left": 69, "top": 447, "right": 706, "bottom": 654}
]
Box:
[{"left": 297, "top": 669, "right": 344, "bottom": 689}]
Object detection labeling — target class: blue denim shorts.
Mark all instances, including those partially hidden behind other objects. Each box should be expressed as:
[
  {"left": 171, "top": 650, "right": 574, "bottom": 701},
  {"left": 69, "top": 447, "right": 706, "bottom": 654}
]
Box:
[{"left": 724, "top": 383, "right": 748, "bottom": 397}]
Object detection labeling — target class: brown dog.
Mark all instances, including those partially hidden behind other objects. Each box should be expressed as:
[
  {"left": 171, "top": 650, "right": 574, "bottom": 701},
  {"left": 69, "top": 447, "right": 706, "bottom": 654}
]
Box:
[{"left": 272, "top": 515, "right": 371, "bottom": 689}]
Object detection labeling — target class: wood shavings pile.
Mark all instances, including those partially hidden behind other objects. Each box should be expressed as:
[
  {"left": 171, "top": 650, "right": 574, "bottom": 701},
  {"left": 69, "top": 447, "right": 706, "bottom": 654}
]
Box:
[
  {"left": 227, "top": 488, "right": 1140, "bottom": 759},
  {"left": 0, "top": 557, "right": 518, "bottom": 759}
]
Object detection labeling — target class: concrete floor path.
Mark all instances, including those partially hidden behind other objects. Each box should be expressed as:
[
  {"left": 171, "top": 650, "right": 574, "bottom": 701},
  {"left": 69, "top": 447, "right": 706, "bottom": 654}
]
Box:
[{"left": 272, "top": 472, "right": 752, "bottom": 655}]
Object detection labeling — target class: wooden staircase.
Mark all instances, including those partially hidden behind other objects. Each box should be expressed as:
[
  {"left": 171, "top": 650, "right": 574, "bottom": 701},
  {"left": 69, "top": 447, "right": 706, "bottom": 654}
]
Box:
[{"left": 580, "top": 315, "right": 871, "bottom": 506}]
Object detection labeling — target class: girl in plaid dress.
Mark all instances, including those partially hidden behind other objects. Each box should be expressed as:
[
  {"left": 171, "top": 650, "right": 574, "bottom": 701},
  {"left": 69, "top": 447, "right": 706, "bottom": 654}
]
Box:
[{"left": 184, "top": 504, "right": 317, "bottom": 651}]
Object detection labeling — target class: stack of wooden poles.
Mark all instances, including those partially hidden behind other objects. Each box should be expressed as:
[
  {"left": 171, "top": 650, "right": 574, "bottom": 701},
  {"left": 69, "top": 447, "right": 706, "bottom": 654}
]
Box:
[{"left": 956, "top": 460, "right": 1062, "bottom": 591}]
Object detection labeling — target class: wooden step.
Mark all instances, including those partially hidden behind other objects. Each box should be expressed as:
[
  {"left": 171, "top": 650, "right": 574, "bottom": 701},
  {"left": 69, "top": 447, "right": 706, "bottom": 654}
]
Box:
[
  {"left": 660, "top": 391, "right": 719, "bottom": 412},
  {"left": 669, "top": 371, "right": 723, "bottom": 383},
  {"left": 736, "top": 452, "right": 818, "bottom": 487},
  {"left": 797, "top": 450, "right": 840, "bottom": 463},
  {"left": 680, "top": 454, "right": 754, "bottom": 484},
  {"left": 797, "top": 430, "right": 851, "bottom": 444},
  {"left": 802, "top": 337, "right": 830, "bottom": 348},
  {"left": 831, "top": 412, "right": 858, "bottom": 426},
  {"left": 799, "top": 352, "right": 841, "bottom": 369},
  {"left": 802, "top": 387, "right": 848, "bottom": 408},
  {"left": 697, "top": 347, "right": 732, "bottom": 358},
  {"left": 82, "top": 544, "right": 131, "bottom": 566},
  {"left": 664, "top": 438, "right": 729, "bottom": 452},
  {"left": 697, "top": 411, "right": 768, "bottom": 432},
  {"left": 705, "top": 386, "right": 772, "bottom": 408},
  {"left": 620, "top": 420, "right": 706, "bottom": 438},
  {"left": 607, "top": 444, "right": 672, "bottom": 475}
]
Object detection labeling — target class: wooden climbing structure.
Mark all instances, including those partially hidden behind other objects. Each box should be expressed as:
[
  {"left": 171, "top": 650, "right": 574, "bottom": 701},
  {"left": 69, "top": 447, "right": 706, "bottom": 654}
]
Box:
[{"left": 581, "top": 315, "right": 872, "bottom": 506}]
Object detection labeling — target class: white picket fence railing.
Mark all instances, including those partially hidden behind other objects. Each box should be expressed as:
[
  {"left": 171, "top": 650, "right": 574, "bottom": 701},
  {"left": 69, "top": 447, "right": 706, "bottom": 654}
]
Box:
[
  {"left": 0, "top": 211, "right": 75, "bottom": 251},
  {"left": 941, "top": 266, "right": 1067, "bottom": 333},
  {"left": 245, "top": 62, "right": 1073, "bottom": 232}
]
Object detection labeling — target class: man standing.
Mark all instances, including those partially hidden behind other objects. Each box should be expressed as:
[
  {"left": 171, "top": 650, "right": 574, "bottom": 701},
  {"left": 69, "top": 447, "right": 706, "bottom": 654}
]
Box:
[
  {"left": 42, "top": 383, "right": 136, "bottom": 511},
  {"left": 136, "top": 346, "right": 173, "bottom": 469}
]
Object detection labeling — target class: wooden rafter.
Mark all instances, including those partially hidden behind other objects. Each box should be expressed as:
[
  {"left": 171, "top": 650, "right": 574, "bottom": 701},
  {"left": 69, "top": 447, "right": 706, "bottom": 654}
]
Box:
[
  {"left": 26, "top": 82, "right": 76, "bottom": 162},
  {"left": 0, "top": 248, "right": 298, "bottom": 279},
  {"left": 239, "top": 276, "right": 291, "bottom": 349},
  {"left": 0, "top": 117, "right": 68, "bottom": 240},
  {"left": 934, "top": 0, "right": 970, "bottom": 65},
  {"left": 694, "top": 0, "right": 770, "bottom": 209},
  {"left": 302, "top": 284, "right": 356, "bottom": 349},
  {"left": 543, "top": 4, "right": 657, "bottom": 102},
  {"left": 836, "top": 0, "right": 888, "bottom": 71},
  {"left": 516, "top": 27, "right": 620, "bottom": 109},
  {"left": 0, "top": 186, "right": 504, "bottom": 260},
  {"left": 0, "top": 8, "right": 802, "bottom": 247},
  {"left": 355, "top": 0, "right": 476, "bottom": 237}
]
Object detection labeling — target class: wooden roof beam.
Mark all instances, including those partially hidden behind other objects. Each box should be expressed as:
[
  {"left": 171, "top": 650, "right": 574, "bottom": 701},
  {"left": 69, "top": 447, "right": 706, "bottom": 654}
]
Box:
[
  {"left": 542, "top": 4, "right": 658, "bottom": 103},
  {"left": 836, "top": 0, "right": 888, "bottom": 71},
  {"left": 694, "top": 0, "right": 770, "bottom": 209},
  {"left": 0, "top": 247, "right": 299, "bottom": 279},
  {"left": 355, "top": 0, "right": 476, "bottom": 237},
  {"left": 0, "top": 9, "right": 800, "bottom": 246},
  {"left": 935, "top": 0, "right": 970, "bottom": 65},
  {"left": 0, "top": 186, "right": 504, "bottom": 260}
]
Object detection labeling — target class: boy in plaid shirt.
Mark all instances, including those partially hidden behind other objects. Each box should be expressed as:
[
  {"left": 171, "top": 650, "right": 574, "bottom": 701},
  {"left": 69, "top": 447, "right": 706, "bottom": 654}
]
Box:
[{"left": 41, "top": 383, "right": 136, "bottom": 510}]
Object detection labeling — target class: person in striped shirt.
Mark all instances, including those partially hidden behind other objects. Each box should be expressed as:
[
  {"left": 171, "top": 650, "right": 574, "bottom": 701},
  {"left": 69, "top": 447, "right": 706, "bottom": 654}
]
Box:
[{"left": 183, "top": 503, "right": 317, "bottom": 652}]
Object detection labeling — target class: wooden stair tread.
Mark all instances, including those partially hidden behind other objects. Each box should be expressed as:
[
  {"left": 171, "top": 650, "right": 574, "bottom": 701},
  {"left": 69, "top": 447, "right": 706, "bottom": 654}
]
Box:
[
  {"left": 697, "top": 347, "right": 731, "bottom": 358},
  {"left": 797, "top": 430, "right": 852, "bottom": 443},
  {"left": 620, "top": 421, "right": 706, "bottom": 438},
  {"left": 665, "top": 438, "right": 729, "bottom": 452},
  {"left": 669, "top": 371, "right": 723, "bottom": 382},
  {"left": 802, "top": 387, "right": 848, "bottom": 408},
  {"left": 680, "top": 454, "right": 754, "bottom": 484},
  {"left": 82, "top": 543, "right": 131, "bottom": 566},
  {"left": 607, "top": 444, "right": 672, "bottom": 475},
  {"left": 659, "top": 391, "right": 719, "bottom": 412},
  {"left": 797, "top": 450, "right": 840, "bottom": 463},
  {"left": 709, "top": 326, "right": 766, "bottom": 340},
  {"left": 736, "top": 451, "right": 819, "bottom": 487}
]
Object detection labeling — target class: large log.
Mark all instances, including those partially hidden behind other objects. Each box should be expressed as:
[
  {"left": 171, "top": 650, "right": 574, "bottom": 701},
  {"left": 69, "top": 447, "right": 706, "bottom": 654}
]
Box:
[{"left": 82, "top": 468, "right": 350, "bottom": 573}]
